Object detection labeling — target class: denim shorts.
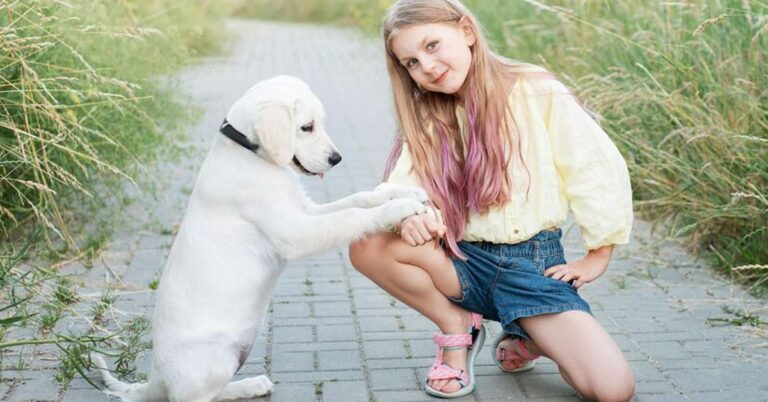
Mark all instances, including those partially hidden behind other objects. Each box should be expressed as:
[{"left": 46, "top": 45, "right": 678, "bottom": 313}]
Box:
[{"left": 448, "top": 228, "right": 592, "bottom": 340}]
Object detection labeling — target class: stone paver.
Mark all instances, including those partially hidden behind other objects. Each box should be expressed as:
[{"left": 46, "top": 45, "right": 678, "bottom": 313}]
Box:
[{"left": 2, "top": 19, "right": 767, "bottom": 402}]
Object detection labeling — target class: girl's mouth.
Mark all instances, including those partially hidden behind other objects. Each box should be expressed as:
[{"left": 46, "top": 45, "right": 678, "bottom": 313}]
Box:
[{"left": 433, "top": 70, "right": 448, "bottom": 84}]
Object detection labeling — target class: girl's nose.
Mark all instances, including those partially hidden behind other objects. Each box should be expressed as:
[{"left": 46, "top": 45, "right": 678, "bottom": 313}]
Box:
[{"left": 421, "top": 58, "right": 436, "bottom": 74}]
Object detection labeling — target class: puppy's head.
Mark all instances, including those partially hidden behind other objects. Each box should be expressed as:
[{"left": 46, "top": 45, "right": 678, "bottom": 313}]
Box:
[{"left": 229, "top": 76, "right": 342, "bottom": 176}]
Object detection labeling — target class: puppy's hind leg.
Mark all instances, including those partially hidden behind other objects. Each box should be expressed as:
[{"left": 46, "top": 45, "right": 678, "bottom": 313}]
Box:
[
  {"left": 214, "top": 376, "right": 273, "bottom": 401},
  {"left": 164, "top": 344, "right": 239, "bottom": 402}
]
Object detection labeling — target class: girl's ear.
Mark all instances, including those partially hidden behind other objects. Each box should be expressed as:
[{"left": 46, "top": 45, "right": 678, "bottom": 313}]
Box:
[{"left": 458, "top": 16, "right": 477, "bottom": 46}]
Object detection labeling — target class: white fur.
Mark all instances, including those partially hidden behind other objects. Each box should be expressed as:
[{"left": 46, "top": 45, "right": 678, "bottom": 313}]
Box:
[{"left": 93, "top": 76, "right": 428, "bottom": 402}]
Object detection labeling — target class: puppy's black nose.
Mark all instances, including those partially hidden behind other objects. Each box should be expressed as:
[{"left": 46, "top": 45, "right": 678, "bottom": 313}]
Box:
[{"left": 328, "top": 152, "right": 342, "bottom": 166}]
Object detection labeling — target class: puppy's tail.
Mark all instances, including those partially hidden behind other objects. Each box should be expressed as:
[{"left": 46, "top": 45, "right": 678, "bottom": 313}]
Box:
[{"left": 91, "top": 354, "right": 161, "bottom": 402}]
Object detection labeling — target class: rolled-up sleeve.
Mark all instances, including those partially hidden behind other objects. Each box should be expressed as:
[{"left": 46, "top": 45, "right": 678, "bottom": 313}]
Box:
[{"left": 545, "top": 80, "right": 633, "bottom": 250}]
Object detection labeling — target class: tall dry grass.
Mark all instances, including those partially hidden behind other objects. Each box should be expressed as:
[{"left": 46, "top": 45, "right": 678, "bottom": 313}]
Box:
[
  {"left": 231, "top": 0, "right": 392, "bottom": 32},
  {"left": 0, "top": 0, "right": 227, "bottom": 246},
  {"left": 1, "top": 0, "right": 232, "bottom": 385}
]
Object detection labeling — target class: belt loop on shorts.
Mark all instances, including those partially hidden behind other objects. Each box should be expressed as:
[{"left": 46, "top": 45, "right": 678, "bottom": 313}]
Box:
[
  {"left": 532, "top": 238, "right": 543, "bottom": 269},
  {"left": 539, "top": 229, "right": 563, "bottom": 257}
]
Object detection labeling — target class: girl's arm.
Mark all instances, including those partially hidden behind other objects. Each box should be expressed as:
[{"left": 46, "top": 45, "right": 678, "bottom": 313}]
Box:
[
  {"left": 542, "top": 79, "right": 634, "bottom": 252},
  {"left": 533, "top": 78, "right": 631, "bottom": 288}
]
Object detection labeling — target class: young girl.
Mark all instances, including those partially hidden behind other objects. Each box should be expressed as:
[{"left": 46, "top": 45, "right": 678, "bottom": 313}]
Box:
[{"left": 349, "top": 0, "right": 635, "bottom": 400}]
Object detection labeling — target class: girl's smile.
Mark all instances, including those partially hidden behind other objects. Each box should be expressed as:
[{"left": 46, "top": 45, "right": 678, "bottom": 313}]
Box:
[{"left": 433, "top": 70, "right": 449, "bottom": 84}]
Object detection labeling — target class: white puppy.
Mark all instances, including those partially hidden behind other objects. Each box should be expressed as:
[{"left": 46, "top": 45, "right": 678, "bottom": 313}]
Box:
[{"left": 93, "top": 75, "right": 428, "bottom": 402}]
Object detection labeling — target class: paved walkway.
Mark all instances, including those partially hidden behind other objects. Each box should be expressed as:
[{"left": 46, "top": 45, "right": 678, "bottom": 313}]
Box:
[{"left": 3, "top": 19, "right": 767, "bottom": 402}]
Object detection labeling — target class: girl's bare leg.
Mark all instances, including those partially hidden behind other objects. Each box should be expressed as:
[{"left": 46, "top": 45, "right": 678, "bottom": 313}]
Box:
[
  {"left": 349, "top": 232, "right": 468, "bottom": 393},
  {"left": 508, "top": 311, "right": 634, "bottom": 402}
]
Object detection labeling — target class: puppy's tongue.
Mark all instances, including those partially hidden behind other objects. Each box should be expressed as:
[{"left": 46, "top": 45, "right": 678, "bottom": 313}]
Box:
[{"left": 318, "top": 173, "right": 324, "bottom": 179}]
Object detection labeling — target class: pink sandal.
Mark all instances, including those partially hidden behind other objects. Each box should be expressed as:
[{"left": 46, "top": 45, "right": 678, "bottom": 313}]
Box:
[
  {"left": 492, "top": 332, "right": 540, "bottom": 373},
  {"left": 425, "top": 312, "right": 485, "bottom": 398}
]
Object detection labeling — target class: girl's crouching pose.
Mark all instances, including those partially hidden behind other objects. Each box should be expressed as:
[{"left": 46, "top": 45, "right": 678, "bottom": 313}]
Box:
[{"left": 350, "top": 0, "right": 635, "bottom": 400}]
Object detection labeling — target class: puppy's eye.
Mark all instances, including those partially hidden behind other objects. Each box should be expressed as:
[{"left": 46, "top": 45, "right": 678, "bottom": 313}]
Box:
[{"left": 301, "top": 122, "right": 314, "bottom": 132}]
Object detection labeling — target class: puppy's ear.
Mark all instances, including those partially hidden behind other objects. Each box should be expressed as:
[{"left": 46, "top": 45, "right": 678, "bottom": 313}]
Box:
[{"left": 253, "top": 102, "right": 295, "bottom": 166}]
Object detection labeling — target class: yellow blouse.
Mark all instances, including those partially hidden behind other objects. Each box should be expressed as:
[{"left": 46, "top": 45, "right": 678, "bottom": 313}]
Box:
[{"left": 380, "top": 76, "right": 633, "bottom": 251}]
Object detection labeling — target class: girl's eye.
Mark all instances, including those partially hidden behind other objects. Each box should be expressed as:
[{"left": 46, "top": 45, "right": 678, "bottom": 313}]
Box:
[
  {"left": 301, "top": 122, "right": 314, "bottom": 132},
  {"left": 426, "top": 40, "right": 439, "bottom": 51},
  {"left": 406, "top": 59, "right": 418, "bottom": 69}
]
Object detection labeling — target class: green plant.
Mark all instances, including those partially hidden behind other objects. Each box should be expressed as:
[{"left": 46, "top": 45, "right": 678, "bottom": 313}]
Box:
[
  {"left": 54, "top": 279, "right": 79, "bottom": 306},
  {"left": 112, "top": 316, "right": 152, "bottom": 381},
  {"left": 39, "top": 304, "right": 62, "bottom": 334},
  {"left": 231, "top": 0, "right": 393, "bottom": 32},
  {"left": 80, "top": 232, "right": 110, "bottom": 268},
  {"left": 91, "top": 289, "right": 116, "bottom": 322},
  {"left": 707, "top": 305, "right": 768, "bottom": 327}
]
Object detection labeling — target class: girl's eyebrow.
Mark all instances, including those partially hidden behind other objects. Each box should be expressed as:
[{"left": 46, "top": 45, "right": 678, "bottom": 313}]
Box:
[{"left": 398, "top": 37, "right": 431, "bottom": 63}]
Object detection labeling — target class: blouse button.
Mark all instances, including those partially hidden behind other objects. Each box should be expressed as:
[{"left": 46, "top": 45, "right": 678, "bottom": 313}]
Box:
[{"left": 513, "top": 229, "right": 519, "bottom": 234}]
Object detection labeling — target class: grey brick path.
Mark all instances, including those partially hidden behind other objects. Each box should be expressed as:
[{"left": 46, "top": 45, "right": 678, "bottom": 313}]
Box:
[{"left": 3, "top": 19, "right": 767, "bottom": 402}]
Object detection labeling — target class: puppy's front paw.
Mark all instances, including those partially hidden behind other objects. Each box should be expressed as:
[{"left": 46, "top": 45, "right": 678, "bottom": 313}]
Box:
[
  {"left": 381, "top": 198, "right": 427, "bottom": 225},
  {"left": 379, "top": 183, "right": 430, "bottom": 203},
  {"left": 405, "top": 186, "right": 430, "bottom": 203}
]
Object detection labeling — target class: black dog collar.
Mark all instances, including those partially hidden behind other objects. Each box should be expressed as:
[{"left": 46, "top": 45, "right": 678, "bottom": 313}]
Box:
[{"left": 220, "top": 119, "right": 259, "bottom": 152}]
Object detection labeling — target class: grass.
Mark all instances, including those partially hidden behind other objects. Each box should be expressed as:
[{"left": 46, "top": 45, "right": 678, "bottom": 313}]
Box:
[
  {"left": 91, "top": 289, "right": 116, "bottom": 323},
  {"left": 231, "top": 0, "right": 392, "bottom": 34},
  {"left": 240, "top": 0, "right": 768, "bottom": 295},
  {"left": 1, "top": 0, "right": 235, "bottom": 388},
  {"left": 0, "top": 0, "right": 226, "bottom": 246}
]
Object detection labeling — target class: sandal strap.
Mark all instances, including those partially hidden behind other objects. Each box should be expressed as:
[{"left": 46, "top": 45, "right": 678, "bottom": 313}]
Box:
[
  {"left": 495, "top": 336, "right": 540, "bottom": 362},
  {"left": 427, "top": 362, "right": 469, "bottom": 383},
  {"left": 470, "top": 312, "right": 482, "bottom": 330},
  {"left": 426, "top": 313, "right": 484, "bottom": 383},
  {"left": 495, "top": 348, "right": 539, "bottom": 361},
  {"left": 495, "top": 348, "right": 517, "bottom": 361},
  {"left": 513, "top": 337, "right": 541, "bottom": 360},
  {"left": 433, "top": 332, "right": 472, "bottom": 348}
]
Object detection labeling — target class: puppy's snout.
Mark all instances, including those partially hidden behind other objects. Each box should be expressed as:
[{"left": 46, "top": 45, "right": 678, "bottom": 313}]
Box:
[{"left": 328, "top": 152, "right": 342, "bottom": 166}]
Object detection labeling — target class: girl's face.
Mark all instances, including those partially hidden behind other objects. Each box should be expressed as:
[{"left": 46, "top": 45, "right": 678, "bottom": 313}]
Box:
[{"left": 390, "top": 20, "right": 476, "bottom": 97}]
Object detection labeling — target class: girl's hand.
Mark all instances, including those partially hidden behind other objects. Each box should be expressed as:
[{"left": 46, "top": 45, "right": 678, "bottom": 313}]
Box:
[
  {"left": 544, "top": 245, "right": 613, "bottom": 289},
  {"left": 398, "top": 206, "right": 446, "bottom": 247}
]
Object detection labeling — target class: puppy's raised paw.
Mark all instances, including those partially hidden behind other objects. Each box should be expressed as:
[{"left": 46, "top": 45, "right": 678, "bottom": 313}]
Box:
[
  {"left": 378, "top": 183, "right": 430, "bottom": 203},
  {"left": 381, "top": 198, "right": 427, "bottom": 225},
  {"left": 408, "top": 186, "right": 430, "bottom": 203}
]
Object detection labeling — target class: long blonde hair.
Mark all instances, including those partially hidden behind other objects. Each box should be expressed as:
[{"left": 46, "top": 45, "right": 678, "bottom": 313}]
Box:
[{"left": 383, "top": 0, "right": 545, "bottom": 258}]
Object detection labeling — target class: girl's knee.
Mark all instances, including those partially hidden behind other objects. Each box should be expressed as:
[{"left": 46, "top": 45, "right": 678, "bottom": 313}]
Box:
[
  {"left": 590, "top": 365, "right": 635, "bottom": 402},
  {"left": 349, "top": 233, "right": 390, "bottom": 271}
]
